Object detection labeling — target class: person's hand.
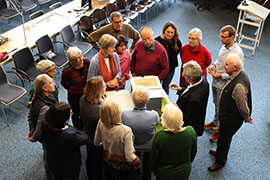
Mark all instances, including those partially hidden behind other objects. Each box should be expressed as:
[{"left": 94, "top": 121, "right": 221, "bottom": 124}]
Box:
[
  {"left": 120, "top": 76, "right": 126, "bottom": 84},
  {"left": 169, "top": 83, "right": 181, "bottom": 91},
  {"left": 171, "top": 101, "right": 179, "bottom": 107},
  {"left": 212, "top": 73, "right": 222, "bottom": 79},
  {"left": 247, "top": 116, "right": 253, "bottom": 124},
  {"left": 208, "top": 65, "right": 215, "bottom": 75},
  {"left": 28, "top": 132, "right": 33, "bottom": 142},
  {"left": 108, "top": 78, "right": 119, "bottom": 88}
]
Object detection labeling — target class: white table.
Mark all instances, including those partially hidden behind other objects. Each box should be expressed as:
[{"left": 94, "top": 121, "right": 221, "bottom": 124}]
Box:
[{"left": 235, "top": 0, "right": 270, "bottom": 55}]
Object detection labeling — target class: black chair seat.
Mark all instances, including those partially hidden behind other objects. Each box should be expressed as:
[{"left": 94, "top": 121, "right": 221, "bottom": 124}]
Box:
[
  {"left": 70, "top": 40, "right": 92, "bottom": 55},
  {"left": 0, "top": 8, "right": 19, "bottom": 19},
  {"left": 24, "top": 65, "right": 39, "bottom": 81},
  {"left": 51, "top": 53, "right": 68, "bottom": 68},
  {"left": 0, "top": 84, "right": 26, "bottom": 105},
  {"left": 36, "top": 0, "right": 52, "bottom": 5},
  {"left": 20, "top": 0, "right": 37, "bottom": 12}
]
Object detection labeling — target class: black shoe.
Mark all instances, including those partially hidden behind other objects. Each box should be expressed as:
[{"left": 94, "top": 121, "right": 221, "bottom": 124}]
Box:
[
  {"left": 209, "top": 149, "right": 216, "bottom": 157},
  {"left": 208, "top": 163, "right": 224, "bottom": 172}
]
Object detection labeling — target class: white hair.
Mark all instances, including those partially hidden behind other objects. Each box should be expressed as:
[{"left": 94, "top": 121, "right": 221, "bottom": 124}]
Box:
[
  {"left": 189, "top": 27, "right": 202, "bottom": 41},
  {"left": 36, "top": 59, "right": 55, "bottom": 74},
  {"left": 161, "top": 103, "right": 183, "bottom": 131},
  {"left": 66, "top": 46, "right": 82, "bottom": 62},
  {"left": 182, "top": 60, "right": 202, "bottom": 82},
  {"left": 226, "top": 54, "right": 243, "bottom": 70}
]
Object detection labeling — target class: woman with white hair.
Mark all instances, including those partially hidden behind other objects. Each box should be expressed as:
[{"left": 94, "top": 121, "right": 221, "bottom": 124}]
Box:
[
  {"left": 151, "top": 103, "right": 197, "bottom": 180},
  {"left": 94, "top": 98, "right": 141, "bottom": 180},
  {"left": 180, "top": 27, "right": 212, "bottom": 87},
  {"left": 28, "top": 74, "right": 58, "bottom": 140},
  {"left": 87, "top": 34, "right": 121, "bottom": 90},
  {"left": 170, "top": 61, "right": 209, "bottom": 136},
  {"left": 29, "top": 59, "right": 58, "bottom": 101}
]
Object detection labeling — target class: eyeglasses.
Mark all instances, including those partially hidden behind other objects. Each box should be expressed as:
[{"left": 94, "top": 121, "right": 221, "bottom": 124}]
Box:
[
  {"left": 112, "top": 20, "right": 122, "bottom": 24},
  {"left": 220, "top": 35, "right": 231, "bottom": 39}
]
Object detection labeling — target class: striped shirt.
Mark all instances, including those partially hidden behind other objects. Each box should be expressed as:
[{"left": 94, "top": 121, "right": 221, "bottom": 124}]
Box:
[{"left": 61, "top": 59, "right": 90, "bottom": 95}]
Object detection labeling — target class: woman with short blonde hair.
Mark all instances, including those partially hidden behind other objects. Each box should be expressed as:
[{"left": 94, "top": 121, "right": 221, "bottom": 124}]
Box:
[
  {"left": 87, "top": 34, "right": 121, "bottom": 91},
  {"left": 151, "top": 103, "right": 197, "bottom": 180},
  {"left": 131, "top": 86, "right": 150, "bottom": 107},
  {"left": 94, "top": 98, "right": 141, "bottom": 180},
  {"left": 161, "top": 103, "right": 183, "bottom": 131},
  {"left": 100, "top": 98, "right": 122, "bottom": 128}
]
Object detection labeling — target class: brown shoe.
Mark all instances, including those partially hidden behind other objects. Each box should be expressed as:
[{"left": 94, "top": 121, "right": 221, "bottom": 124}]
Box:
[
  {"left": 208, "top": 163, "right": 224, "bottom": 172},
  {"left": 209, "top": 149, "right": 216, "bottom": 157}
]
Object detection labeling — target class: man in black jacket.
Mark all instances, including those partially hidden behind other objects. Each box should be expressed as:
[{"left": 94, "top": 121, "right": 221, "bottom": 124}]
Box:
[
  {"left": 170, "top": 60, "right": 209, "bottom": 136},
  {"left": 208, "top": 55, "right": 253, "bottom": 171}
]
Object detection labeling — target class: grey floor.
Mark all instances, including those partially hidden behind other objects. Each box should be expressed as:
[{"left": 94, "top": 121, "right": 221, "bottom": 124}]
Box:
[{"left": 1, "top": 0, "right": 270, "bottom": 180}]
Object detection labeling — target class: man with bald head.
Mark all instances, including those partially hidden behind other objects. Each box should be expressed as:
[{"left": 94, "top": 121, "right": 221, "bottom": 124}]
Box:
[
  {"left": 208, "top": 55, "right": 253, "bottom": 171},
  {"left": 131, "top": 26, "right": 169, "bottom": 81}
]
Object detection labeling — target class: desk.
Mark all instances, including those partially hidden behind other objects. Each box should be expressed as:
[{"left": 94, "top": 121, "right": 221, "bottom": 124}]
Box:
[{"left": 0, "top": 0, "right": 112, "bottom": 65}]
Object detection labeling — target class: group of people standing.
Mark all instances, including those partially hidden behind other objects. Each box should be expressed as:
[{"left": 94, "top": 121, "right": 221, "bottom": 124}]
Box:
[{"left": 26, "top": 10, "right": 253, "bottom": 180}]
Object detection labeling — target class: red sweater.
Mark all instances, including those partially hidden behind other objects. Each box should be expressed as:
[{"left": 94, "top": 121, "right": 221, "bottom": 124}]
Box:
[
  {"left": 131, "top": 40, "right": 169, "bottom": 80},
  {"left": 180, "top": 43, "right": 212, "bottom": 86}
]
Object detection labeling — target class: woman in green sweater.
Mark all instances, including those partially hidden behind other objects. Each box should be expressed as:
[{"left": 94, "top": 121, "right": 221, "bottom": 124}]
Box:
[{"left": 151, "top": 103, "right": 197, "bottom": 180}]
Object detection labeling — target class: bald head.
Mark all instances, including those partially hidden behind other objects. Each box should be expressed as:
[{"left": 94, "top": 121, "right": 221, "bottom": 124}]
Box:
[
  {"left": 140, "top": 26, "right": 154, "bottom": 48},
  {"left": 224, "top": 55, "right": 243, "bottom": 75}
]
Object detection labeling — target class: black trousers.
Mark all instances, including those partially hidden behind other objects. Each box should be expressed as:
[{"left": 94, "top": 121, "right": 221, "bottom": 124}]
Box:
[
  {"left": 67, "top": 93, "right": 83, "bottom": 130},
  {"left": 136, "top": 152, "right": 151, "bottom": 180},
  {"left": 86, "top": 144, "right": 103, "bottom": 180},
  {"left": 104, "top": 162, "right": 141, "bottom": 180},
  {"left": 216, "top": 121, "right": 243, "bottom": 165}
]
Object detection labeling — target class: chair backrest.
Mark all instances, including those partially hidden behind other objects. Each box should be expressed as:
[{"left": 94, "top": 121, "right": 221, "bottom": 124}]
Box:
[
  {"left": 105, "top": 3, "right": 119, "bottom": 19},
  {"left": 49, "top": 2, "right": 63, "bottom": 11},
  {"left": 61, "top": 25, "right": 75, "bottom": 43},
  {"left": 92, "top": 8, "right": 107, "bottom": 24},
  {"left": 79, "top": 16, "right": 94, "bottom": 33},
  {"left": 264, "top": 0, "right": 270, "bottom": 8},
  {"left": 0, "top": 0, "right": 7, "bottom": 8},
  {"left": 0, "top": 65, "right": 8, "bottom": 86},
  {"left": 29, "top": 10, "right": 44, "bottom": 20},
  {"left": 36, "top": 35, "right": 54, "bottom": 55},
  {"left": 116, "top": 0, "right": 127, "bottom": 10},
  {"left": 12, "top": 47, "right": 35, "bottom": 72}
]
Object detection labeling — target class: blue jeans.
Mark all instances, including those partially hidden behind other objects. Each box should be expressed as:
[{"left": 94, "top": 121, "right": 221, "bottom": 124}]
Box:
[{"left": 162, "top": 70, "right": 175, "bottom": 95}]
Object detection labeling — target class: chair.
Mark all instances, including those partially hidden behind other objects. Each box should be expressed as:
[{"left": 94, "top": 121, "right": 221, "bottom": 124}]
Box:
[
  {"left": 12, "top": 0, "right": 37, "bottom": 12},
  {"left": 49, "top": 2, "right": 63, "bottom": 11},
  {"left": 35, "top": 0, "right": 52, "bottom": 5},
  {"left": 105, "top": 3, "right": 119, "bottom": 20},
  {"left": 91, "top": 8, "right": 109, "bottom": 29},
  {"left": 79, "top": 16, "right": 94, "bottom": 40},
  {"left": 12, "top": 47, "right": 39, "bottom": 82},
  {"left": 0, "top": 65, "right": 27, "bottom": 126},
  {"left": 60, "top": 25, "right": 92, "bottom": 55},
  {"left": 29, "top": 10, "right": 44, "bottom": 20},
  {"left": 0, "top": 0, "right": 19, "bottom": 20},
  {"left": 36, "top": 35, "right": 68, "bottom": 68}
]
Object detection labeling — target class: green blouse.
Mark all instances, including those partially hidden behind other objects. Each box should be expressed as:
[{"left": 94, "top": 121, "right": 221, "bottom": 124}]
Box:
[{"left": 151, "top": 126, "right": 197, "bottom": 180}]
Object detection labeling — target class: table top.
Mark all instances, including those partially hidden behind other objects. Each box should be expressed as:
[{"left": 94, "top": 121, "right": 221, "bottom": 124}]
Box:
[
  {"left": 0, "top": 0, "right": 112, "bottom": 65},
  {"left": 238, "top": 0, "right": 270, "bottom": 20}
]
